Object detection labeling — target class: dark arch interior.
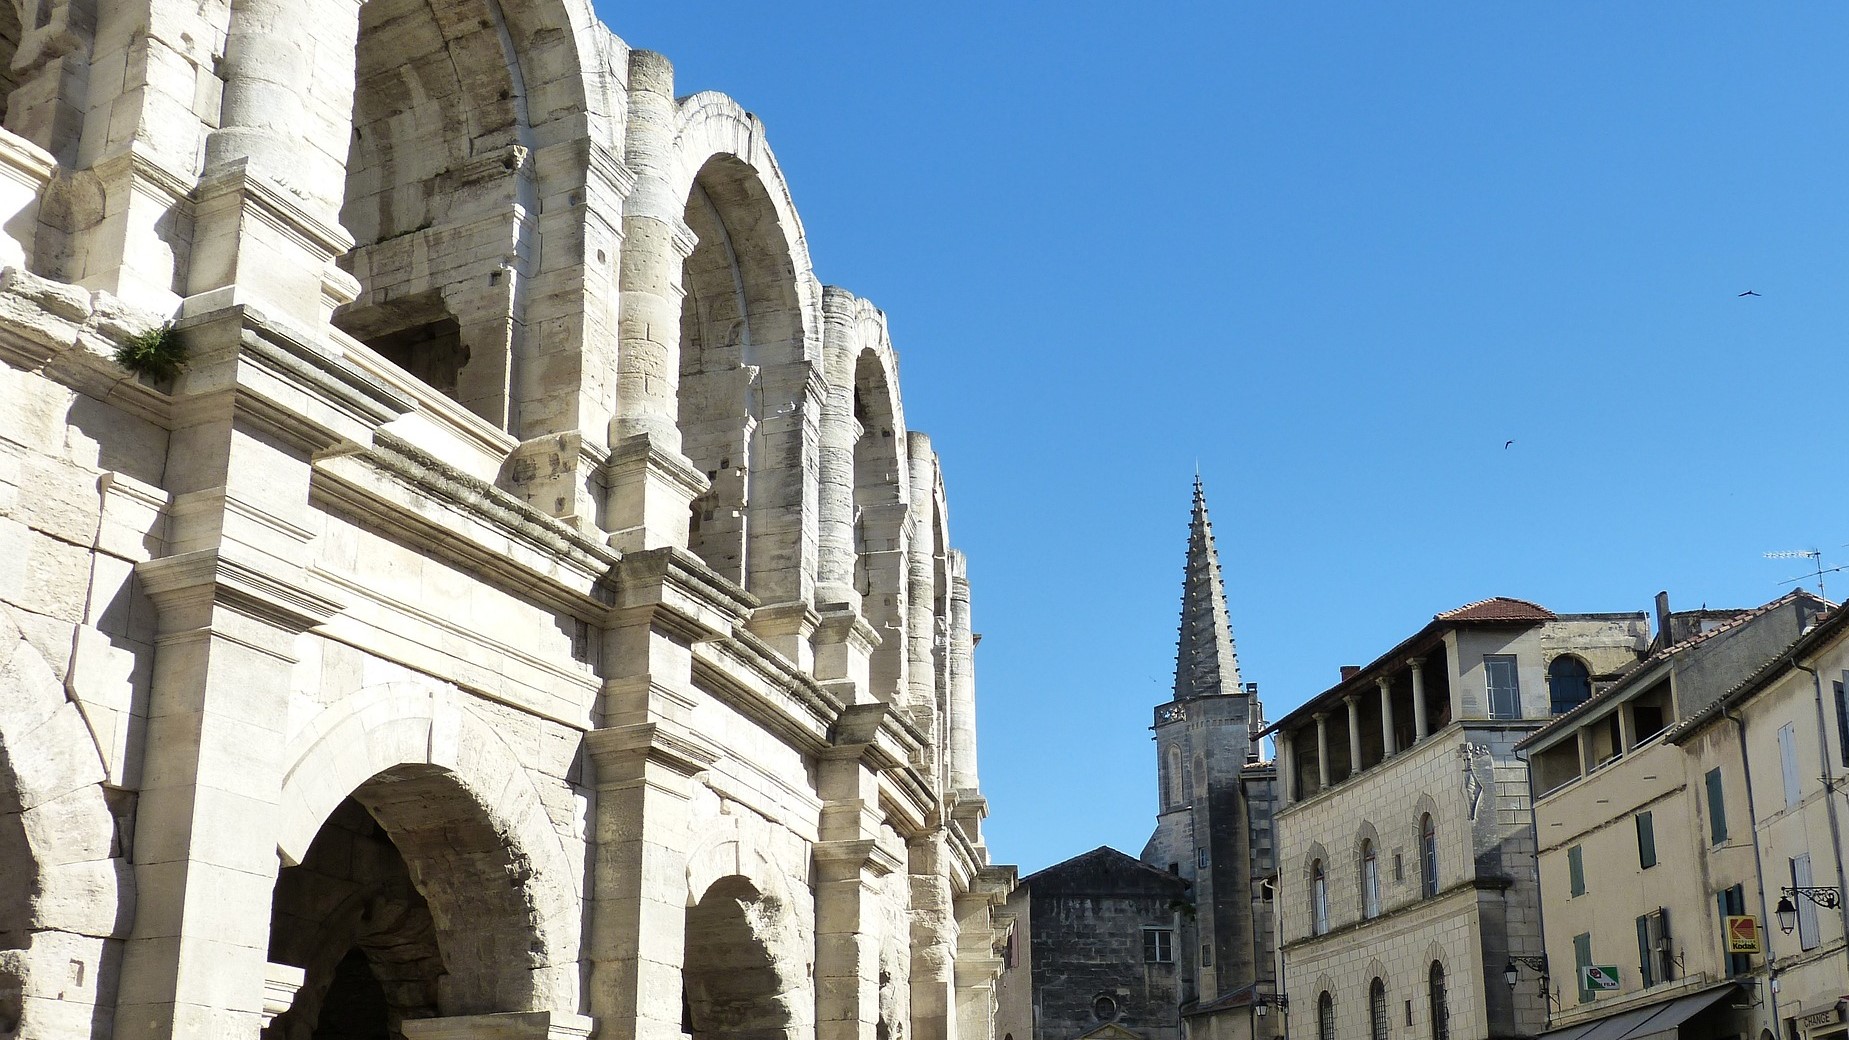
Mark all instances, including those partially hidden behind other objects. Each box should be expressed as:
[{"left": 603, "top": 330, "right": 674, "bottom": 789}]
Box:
[
  {"left": 332, "top": 0, "right": 526, "bottom": 426},
  {"left": 0, "top": 741, "right": 33, "bottom": 1034},
  {"left": 683, "top": 876, "right": 798, "bottom": 1040},
  {"left": 852, "top": 350, "right": 904, "bottom": 699},
  {"left": 265, "top": 766, "right": 546, "bottom": 1039},
  {"left": 0, "top": 2, "right": 21, "bottom": 128}
]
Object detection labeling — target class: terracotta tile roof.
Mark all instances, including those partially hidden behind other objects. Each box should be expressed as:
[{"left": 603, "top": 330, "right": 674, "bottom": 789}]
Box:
[{"left": 1435, "top": 597, "right": 1556, "bottom": 623}]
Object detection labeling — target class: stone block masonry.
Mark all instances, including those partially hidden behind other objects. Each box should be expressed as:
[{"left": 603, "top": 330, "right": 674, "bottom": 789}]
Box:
[{"left": 0, "top": 3, "right": 1013, "bottom": 1039}]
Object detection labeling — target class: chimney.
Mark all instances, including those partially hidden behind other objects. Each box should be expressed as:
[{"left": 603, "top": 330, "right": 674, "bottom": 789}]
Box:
[
  {"left": 1654, "top": 591, "right": 1671, "bottom": 649},
  {"left": 1340, "top": 665, "right": 1360, "bottom": 681}
]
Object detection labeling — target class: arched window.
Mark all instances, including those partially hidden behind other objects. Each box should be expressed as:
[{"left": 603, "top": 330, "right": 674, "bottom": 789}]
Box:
[
  {"left": 1317, "top": 992, "right": 1335, "bottom": 1040},
  {"left": 1361, "top": 838, "right": 1380, "bottom": 918},
  {"left": 1428, "top": 962, "right": 1449, "bottom": 1040},
  {"left": 1311, "top": 859, "right": 1329, "bottom": 935},
  {"left": 1370, "top": 978, "right": 1389, "bottom": 1040},
  {"left": 1419, "top": 814, "right": 1438, "bottom": 898},
  {"left": 1548, "top": 655, "right": 1593, "bottom": 715},
  {"left": 1164, "top": 746, "right": 1184, "bottom": 809}
]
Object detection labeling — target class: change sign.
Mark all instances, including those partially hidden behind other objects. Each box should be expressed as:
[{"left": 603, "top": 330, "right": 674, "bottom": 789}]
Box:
[
  {"left": 1726, "top": 915, "right": 1761, "bottom": 954},
  {"left": 1582, "top": 965, "right": 1621, "bottom": 991}
]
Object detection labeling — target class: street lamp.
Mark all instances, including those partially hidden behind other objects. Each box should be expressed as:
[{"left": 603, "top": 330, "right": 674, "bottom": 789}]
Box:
[
  {"left": 1505, "top": 957, "right": 1549, "bottom": 996},
  {"left": 1776, "top": 886, "right": 1844, "bottom": 935}
]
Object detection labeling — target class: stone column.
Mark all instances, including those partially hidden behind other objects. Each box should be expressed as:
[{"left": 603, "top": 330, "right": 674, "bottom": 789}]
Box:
[
  {"left": 946, "top": 551, "right": 978, "bottom": 793},
  {"left": 903, "top": 435, "right": 941, "bottom": 744},
  {"left": 1345, "top": 694, "right": 1363, "bottom": 775},
  {"left": 860, "top": 501, "right": 912, "bottom": 703},
  {"left": 187, "top": 0, "right": 363, "bottom": 325},
  {"left": 1409, "top": 657, "right": 1429, "bottom": 741},
  {"left": 816, "top": 288, "right": 862, "bottom": 608},
  {"left": 112, "top": 307, "right": 395, "bottom": 1040},
  {"left": 1276, "top": 732, "right": 1295, "bottom": 805},
  {"left": 588, "top": 548, "right": 744, "bottom": 1040},
  {"left": 606, "top": 50, "right": 708, "bottom": 553},
  {"left": 1313, "top": 713, "right": 1330, "bottom": 790},
  {"left": 1379, "top": 676, "right": 1397, "bottom": 757},
  {"left": 815, "top": 705, "right": 903, "bottom": 1040},
  {"left": 951, "top": 869, "right": 1011, "bottom": 1040},
  {"left": 584, "top": 722, "right": 719, "bottom": 1040},
  {"left": 907, "top": 837, "right": 960, "bottom": 1040}
]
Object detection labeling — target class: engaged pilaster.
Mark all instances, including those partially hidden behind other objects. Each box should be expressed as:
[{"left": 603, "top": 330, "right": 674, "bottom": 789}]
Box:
[{"left": 815, "top": 705, "right": 905, "bottom": 1040}]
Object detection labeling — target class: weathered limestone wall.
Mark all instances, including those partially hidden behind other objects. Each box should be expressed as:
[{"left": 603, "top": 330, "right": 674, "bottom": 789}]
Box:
[{"left": 0, "top": 2, "right": 1014, "bottom": 1038}]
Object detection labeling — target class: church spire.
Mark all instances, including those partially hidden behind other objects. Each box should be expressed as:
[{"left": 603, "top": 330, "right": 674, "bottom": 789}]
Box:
[{"left": 1173, "top": 477, "right": 1244, "bottom": 701}]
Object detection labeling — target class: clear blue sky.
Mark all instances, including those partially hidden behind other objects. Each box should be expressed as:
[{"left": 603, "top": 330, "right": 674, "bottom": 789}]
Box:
[{"left": 593, "top": 3, "right": 1849, "bottom": 873}]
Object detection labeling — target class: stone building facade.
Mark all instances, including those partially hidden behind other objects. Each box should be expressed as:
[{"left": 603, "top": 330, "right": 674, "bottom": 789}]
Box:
[
  {"left": 1522, "top": 591, "right": 1841, "bottom": 1040},
  {"left": 993, "top": 849, "right": 1189, "bottom": 1040},
  {"left": 0, "top": 3, "right": 1012, "bottom": 1039},
  {"left": 1264, "top": 600, "right": 1648, "bottom": 1040}
]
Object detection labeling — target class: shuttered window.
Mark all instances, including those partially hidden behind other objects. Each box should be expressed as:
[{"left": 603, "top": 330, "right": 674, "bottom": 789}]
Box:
[
  {"left": 1835, "top": 679, "right": 1849, "bottom": 769},
  {"left": 1778, "top": 723, "right": 1802, "bottom": 808},
  {"left": 1573, "top": 932, "right": 1593, "bottom": 1003},
  {"left": 1636, "top": 908, "right": 1670, "bottom": 986},
  {"left": 1636, "top": 812, "right": 1656, "bottom": 869},
  {"left": 1793, "top": 854, "right": 1820, "bottom": 950},
  {"left": 1705, "top": 768, "right": 1727, "bottom": 845},
  {"left": 1486, "top": 655, "right": 1521, "bottom": 719},
  {"left": 1568, "top": 845, "right": 1585, "bottom": 896},
  {"left": 1717, "top": 885, "right": 1750, "bottom": 975}
]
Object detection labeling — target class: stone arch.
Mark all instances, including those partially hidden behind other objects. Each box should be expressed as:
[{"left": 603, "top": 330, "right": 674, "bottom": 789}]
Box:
[
  {"left": 850, "top": 329, "right": 910, "bottom": 702},
  {"left": 682, "top": 830, "right": 814, "bottom": 1040},
  {"left": 0, "top": 605, "right": 131, "bottom": 1040},
  {"left": 272, "top": 682, "right": 581, "bottom": 1018},
  {"left": 671, "top": 93, "right": 821, "bottom": 604},
  {"left": 1354, "top": 820, "right": 1381, "bottom": 917}
]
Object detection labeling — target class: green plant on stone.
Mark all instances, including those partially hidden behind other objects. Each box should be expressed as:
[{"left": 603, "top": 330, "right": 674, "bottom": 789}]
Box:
[{"left": 113, "top": 323, "right": 186, "bottom": 382}]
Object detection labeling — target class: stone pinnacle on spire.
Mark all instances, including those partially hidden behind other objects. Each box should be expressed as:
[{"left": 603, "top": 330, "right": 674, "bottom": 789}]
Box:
[{"left": 1172, "top": 478, "right": 1244, "bottom": 701}]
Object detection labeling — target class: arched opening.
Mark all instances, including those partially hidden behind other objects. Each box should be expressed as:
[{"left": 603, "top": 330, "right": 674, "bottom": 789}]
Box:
[
  {"left": 1427, "top": 963, "right": 1448, "bottom": 1040},
  {"left": 1360, "top": 838, "right": 1379, "bottom": 919},
  {"left": 683, "top": 876, "right": 805, "bottom": 1040},
  {"left": 1369, "top": 978, "right": 1388, "bottom": 1040},
  {"left": 678, "top": 155, "right": 806, "bottom": 595},
  {"left": 265, "top": 765, "right": 551, "bottom": 1039},
  {"left": 332, "top": 0, "right": 531, "bottom": 429},
  {"left": 1316, "top": 992, "right": 1334, "bottom": 1040},
  {"left": 1419, "top": 814, "right": 1438, "bottom": 898},
  {"left": 1547, "top": 655, "right": 1593, "bottom": 715},
  {"left": 0, "top": 740, "right": 34, "bottom": 1034},
  {"left": 1309, "top": 858, "right": 1328, "bottom": 935},
  {"left": 852, "top": 350, "right": 906, "bottom": 701},
  {"left": 1163, "top": 746, "right": 1183, "bottom": 810}
]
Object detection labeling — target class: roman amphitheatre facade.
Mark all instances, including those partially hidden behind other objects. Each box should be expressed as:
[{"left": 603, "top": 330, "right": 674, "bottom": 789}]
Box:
[{"left": 0, "top": 1, "right": 1014, "bottom": 1037}]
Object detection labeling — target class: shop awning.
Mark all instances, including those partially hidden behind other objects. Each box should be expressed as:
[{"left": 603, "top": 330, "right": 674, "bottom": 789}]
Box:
[{"left": 1536, "top": 984, "right": 1741, "bottom": 1040}]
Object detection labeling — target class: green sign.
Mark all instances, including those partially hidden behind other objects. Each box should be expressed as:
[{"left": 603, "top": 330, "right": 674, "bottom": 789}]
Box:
[{"left": 1582, "top": 965, "right": 1621, "bottom": 991}]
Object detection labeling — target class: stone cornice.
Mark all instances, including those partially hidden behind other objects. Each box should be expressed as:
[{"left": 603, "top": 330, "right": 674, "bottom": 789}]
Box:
[
  {"left": 813, "top": 838, "right": 903, "bottom": 878},
  {"left": 137, "top": 549, "right": 344, "bottom": 634},
  {"left": 584, "top": 721, "right": 723, "bottom": 781}
]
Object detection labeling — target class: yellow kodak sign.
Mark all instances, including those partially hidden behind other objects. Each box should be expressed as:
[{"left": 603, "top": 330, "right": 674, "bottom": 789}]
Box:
[{"left": 1725, "top": 915, "right": 1761, "bottom": 954}]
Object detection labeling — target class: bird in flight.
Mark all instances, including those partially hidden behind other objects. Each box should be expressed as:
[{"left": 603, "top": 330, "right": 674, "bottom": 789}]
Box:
[
  {"left": 1504, "top": 440, "right": 1514, "bottom": 449},
  {"left": 1739, "top": 290, "right": 1761, "bottom": 297}
]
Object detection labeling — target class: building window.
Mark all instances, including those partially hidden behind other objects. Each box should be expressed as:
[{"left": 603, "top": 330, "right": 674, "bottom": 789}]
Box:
[
  {"left": 1792, "top": 854, "right": 1820, "bottom": 950},
  {"left": 1835, "top": 679, "right": 1849, "bottom": 768},
  {"left": 1718, "top": 884, "right": 1750, "bottom": 975},
  {"left": 1705, "top": 768, "right": 1728, "bottom": 845},
  {"left": 1394, "top": 851, "right": 1404, "bottom": 883},
  {"left": 1092, "top": 994, "right": 1119, "bottom": 1022},
  {"left": 1485, "top": 655, "right": 1521, "bottom": 719},
  {"left": 1778, "top": 722, "right": 1802, "bottom": 808},
  {"left": 1200, "top": 942, "right": 1212, "bottom": 967},
  {"left": 1318, "top": 992, "right": 1335, "bottom": 1040},
  {"left": 1636, "top": 908, "right": 1671, "bottom": 987},
  {"left": 1427, "top": 963, "right": 1448, "bottom": 1040},
  {"left": 1548, "top": 655, "right": 1593, "bottom": 714},
  {"left": 1163, "top": 746, "right": 1183, "bottom": 810},
  {"left": 1370, "top": 978, "right": 1389, "bottom": 1040},
  {"left": 1568, "top": 845, "right": 1585, "bottom": 897},
  {"left": 1311, "top": 859, "right": 1329, "bottom": 935},
  {"left": 1636, "top": 812, "right": 1656, "bottom": 869},
  {"left": 1143, "top": 928, "right": 1173, "bottom": 964},
  {"left": 1197, "top": 846, "right": 1210, "bottom": 870},
  {"left": 1573, "top": 932, "right": 1593, "bottom": 1004},
  {"left": 1419, "top": 814, "right": 1438, "bottom": 898},
  {"left": 1362, "top": 839, "right": 1381, "bottom": 918}
]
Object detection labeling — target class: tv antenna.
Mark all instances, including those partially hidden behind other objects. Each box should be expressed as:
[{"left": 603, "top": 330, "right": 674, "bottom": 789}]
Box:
[{"left": 1764, "top": 549, "right": 1843, "bottom": 598}]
